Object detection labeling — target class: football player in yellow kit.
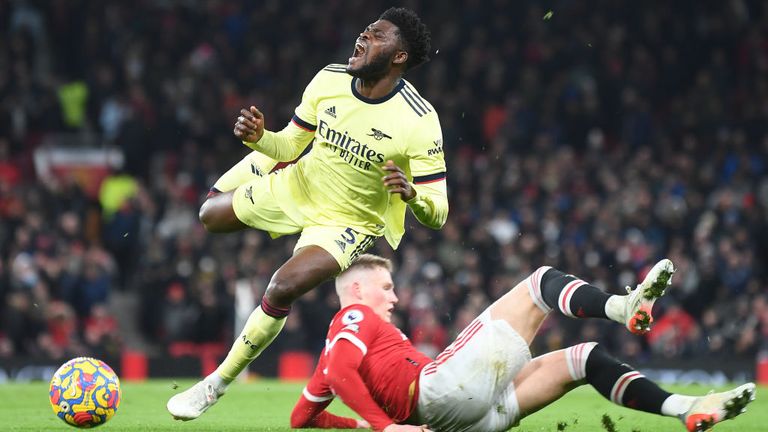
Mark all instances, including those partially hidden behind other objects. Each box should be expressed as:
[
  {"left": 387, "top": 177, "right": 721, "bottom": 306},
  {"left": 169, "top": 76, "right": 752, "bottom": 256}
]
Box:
[{"left": 168, "top": 7, "right": 448, "bottom": 421}]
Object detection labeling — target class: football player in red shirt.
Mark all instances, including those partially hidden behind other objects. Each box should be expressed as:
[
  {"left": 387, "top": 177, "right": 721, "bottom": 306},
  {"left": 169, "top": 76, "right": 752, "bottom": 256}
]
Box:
[{"left": 290, "top": 255, "right": 755, "bottom": 432}]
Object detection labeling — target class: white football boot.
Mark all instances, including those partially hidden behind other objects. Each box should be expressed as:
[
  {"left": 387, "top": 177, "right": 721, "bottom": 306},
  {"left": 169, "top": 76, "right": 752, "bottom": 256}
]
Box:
[
  {"left": 167, "top": 379, "right": 223, "bottom": 421},
  {"left": 623, "top": 258, "right": 675, "bottom": 334},
  {"left": 681, "top": 383, "right": 756, "bottom": 431}
]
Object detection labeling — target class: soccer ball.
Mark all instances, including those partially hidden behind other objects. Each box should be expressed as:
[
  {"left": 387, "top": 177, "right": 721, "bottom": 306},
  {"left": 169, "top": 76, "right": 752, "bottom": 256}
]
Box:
[{"left": 49, "top": 357, "right": 121, "bottom": 428}]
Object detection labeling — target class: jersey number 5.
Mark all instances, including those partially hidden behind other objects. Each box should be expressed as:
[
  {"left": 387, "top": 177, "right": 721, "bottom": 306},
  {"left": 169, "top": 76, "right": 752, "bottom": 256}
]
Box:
[{"left": 335, "top": 227, "right": 357, "bottom": 253}]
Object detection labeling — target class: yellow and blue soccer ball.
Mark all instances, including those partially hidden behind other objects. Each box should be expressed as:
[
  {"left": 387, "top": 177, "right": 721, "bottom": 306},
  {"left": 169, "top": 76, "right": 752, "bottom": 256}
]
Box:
[{"left": 49, "top": 357, "right": 121, "bottom": 428}]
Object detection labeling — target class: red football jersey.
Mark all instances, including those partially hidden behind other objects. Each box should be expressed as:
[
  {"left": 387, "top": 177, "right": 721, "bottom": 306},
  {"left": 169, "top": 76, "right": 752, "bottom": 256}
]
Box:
[{"left": 302, "top": 304, "right": 433, "bottom": 429}]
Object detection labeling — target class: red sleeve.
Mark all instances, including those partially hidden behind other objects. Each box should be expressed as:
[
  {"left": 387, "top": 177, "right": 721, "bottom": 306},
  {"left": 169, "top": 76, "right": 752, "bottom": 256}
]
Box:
[
  {"left": 326, "top": 339, "right": 394, "bottom": 431},
  {"left": 290, "top": 353, "right": 360, "bottom": 429},
  {"left": 290, "top": 395, "right": 359, "bottom": 429}
]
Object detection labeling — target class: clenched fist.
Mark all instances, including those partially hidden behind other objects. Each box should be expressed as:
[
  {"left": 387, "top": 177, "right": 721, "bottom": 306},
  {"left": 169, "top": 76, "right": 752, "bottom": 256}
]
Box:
[
  {"left": 382, "top": 160, "right": 416, "bottom": 202},
  {"left": 234, "top": 106, "right": 265, "bottom": 143}
]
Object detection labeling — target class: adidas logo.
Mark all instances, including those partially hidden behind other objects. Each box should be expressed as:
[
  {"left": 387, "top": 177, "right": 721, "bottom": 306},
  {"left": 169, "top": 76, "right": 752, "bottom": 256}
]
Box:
[{"left": 324, "top": 106, "right": 337, "bottom": 118}]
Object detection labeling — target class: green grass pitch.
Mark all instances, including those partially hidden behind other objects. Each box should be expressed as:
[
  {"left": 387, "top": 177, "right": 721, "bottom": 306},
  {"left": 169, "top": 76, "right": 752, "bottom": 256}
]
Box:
[{"left": 1, "top": 380, "right": 764, "bottom": 431}]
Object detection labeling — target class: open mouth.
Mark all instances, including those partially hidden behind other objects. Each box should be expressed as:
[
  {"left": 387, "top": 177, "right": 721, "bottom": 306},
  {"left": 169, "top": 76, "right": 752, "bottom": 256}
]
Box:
[{"left": 349, "top": 41, "right": 365, "bottom": 62}]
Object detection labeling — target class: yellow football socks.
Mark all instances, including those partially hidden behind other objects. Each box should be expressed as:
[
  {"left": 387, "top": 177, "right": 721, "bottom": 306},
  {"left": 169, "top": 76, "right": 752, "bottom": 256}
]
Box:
[{"left": 215, "top": 306, "right": 286, "bottom": 382}]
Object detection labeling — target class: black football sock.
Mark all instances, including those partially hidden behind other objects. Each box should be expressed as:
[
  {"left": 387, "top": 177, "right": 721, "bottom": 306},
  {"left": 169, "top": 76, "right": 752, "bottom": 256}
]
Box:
[
  {"left": 527, "top": 267, "right": 612, "bottom": 318},
  {"left": 585, "top": 344, "right": 671, "bottom": 414}
]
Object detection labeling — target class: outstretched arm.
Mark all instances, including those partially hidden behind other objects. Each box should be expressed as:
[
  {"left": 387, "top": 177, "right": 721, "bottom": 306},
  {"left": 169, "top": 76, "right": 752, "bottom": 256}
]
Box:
[
  {"left": 325, "top": 339, "right": 395, "bottom": 431},
  {"left": 324, "top": 340, "right": 434, "bottom": 432},
  {"left": 289, "top": 357, "right": 369, "bottom": 429},
  {"left": 290, "top": 394, "right": 368, "bottom": 429}
]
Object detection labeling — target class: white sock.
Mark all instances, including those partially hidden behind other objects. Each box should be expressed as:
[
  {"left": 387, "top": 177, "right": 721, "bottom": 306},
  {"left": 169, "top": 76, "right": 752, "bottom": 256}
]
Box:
[
  {"left": 661, "top": 394, "right": 697, "bottom": 417},
  {"left": 604, "top": 295, "right": 625, "bottom": 323},
  {"left": 205, "top": 372, "right": 230, "bottom": 394}
]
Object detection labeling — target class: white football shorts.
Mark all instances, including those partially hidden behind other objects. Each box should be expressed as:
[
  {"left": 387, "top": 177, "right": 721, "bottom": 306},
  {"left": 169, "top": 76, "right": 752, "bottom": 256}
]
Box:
[{"left": 413, "top": 309, "right": 532, "bottom": 432}]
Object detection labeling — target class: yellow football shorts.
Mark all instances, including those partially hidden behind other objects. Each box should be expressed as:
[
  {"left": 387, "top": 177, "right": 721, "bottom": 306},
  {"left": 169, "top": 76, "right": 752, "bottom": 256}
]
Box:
[{"left": 231, "top": 174, "right": 377, "bottom": 271}]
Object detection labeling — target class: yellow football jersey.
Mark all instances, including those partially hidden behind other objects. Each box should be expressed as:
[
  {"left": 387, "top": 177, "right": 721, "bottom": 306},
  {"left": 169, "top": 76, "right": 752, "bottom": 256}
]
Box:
[{"left": 271, "top": 64, "right": 447, "bottom": 248}]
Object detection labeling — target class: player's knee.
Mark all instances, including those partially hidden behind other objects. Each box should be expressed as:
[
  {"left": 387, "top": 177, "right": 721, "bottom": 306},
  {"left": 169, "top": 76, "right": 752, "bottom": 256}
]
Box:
[
  {"left": 199, "top": 194, "right": 238, "bottom": 233},
  {"left": 198, "top": 200, "right": 216, "bottom": 231},
  {"left": 534, "top": 265, "right": 551, "bottom": 275},
  {"left": 264, "top": 278, "right": 299, "bottom": 307}
]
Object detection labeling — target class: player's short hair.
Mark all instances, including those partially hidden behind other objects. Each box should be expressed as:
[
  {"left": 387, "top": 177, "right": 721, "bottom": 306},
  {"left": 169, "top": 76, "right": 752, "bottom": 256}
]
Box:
[
  {"left": 344, "top": 254, "right": 393, "bottom": 274},
  {"left": 335, "top": 254, "right": 393, "bottom": 297},
  {"left": 379, "top": 7, "right": 431, "bottom": 70}
]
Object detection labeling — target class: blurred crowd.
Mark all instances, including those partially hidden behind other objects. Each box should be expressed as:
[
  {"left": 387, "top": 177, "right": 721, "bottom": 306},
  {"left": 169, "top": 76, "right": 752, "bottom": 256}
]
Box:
[{"left": 1, "top": 0, "right": 767, "bottom": 367}]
